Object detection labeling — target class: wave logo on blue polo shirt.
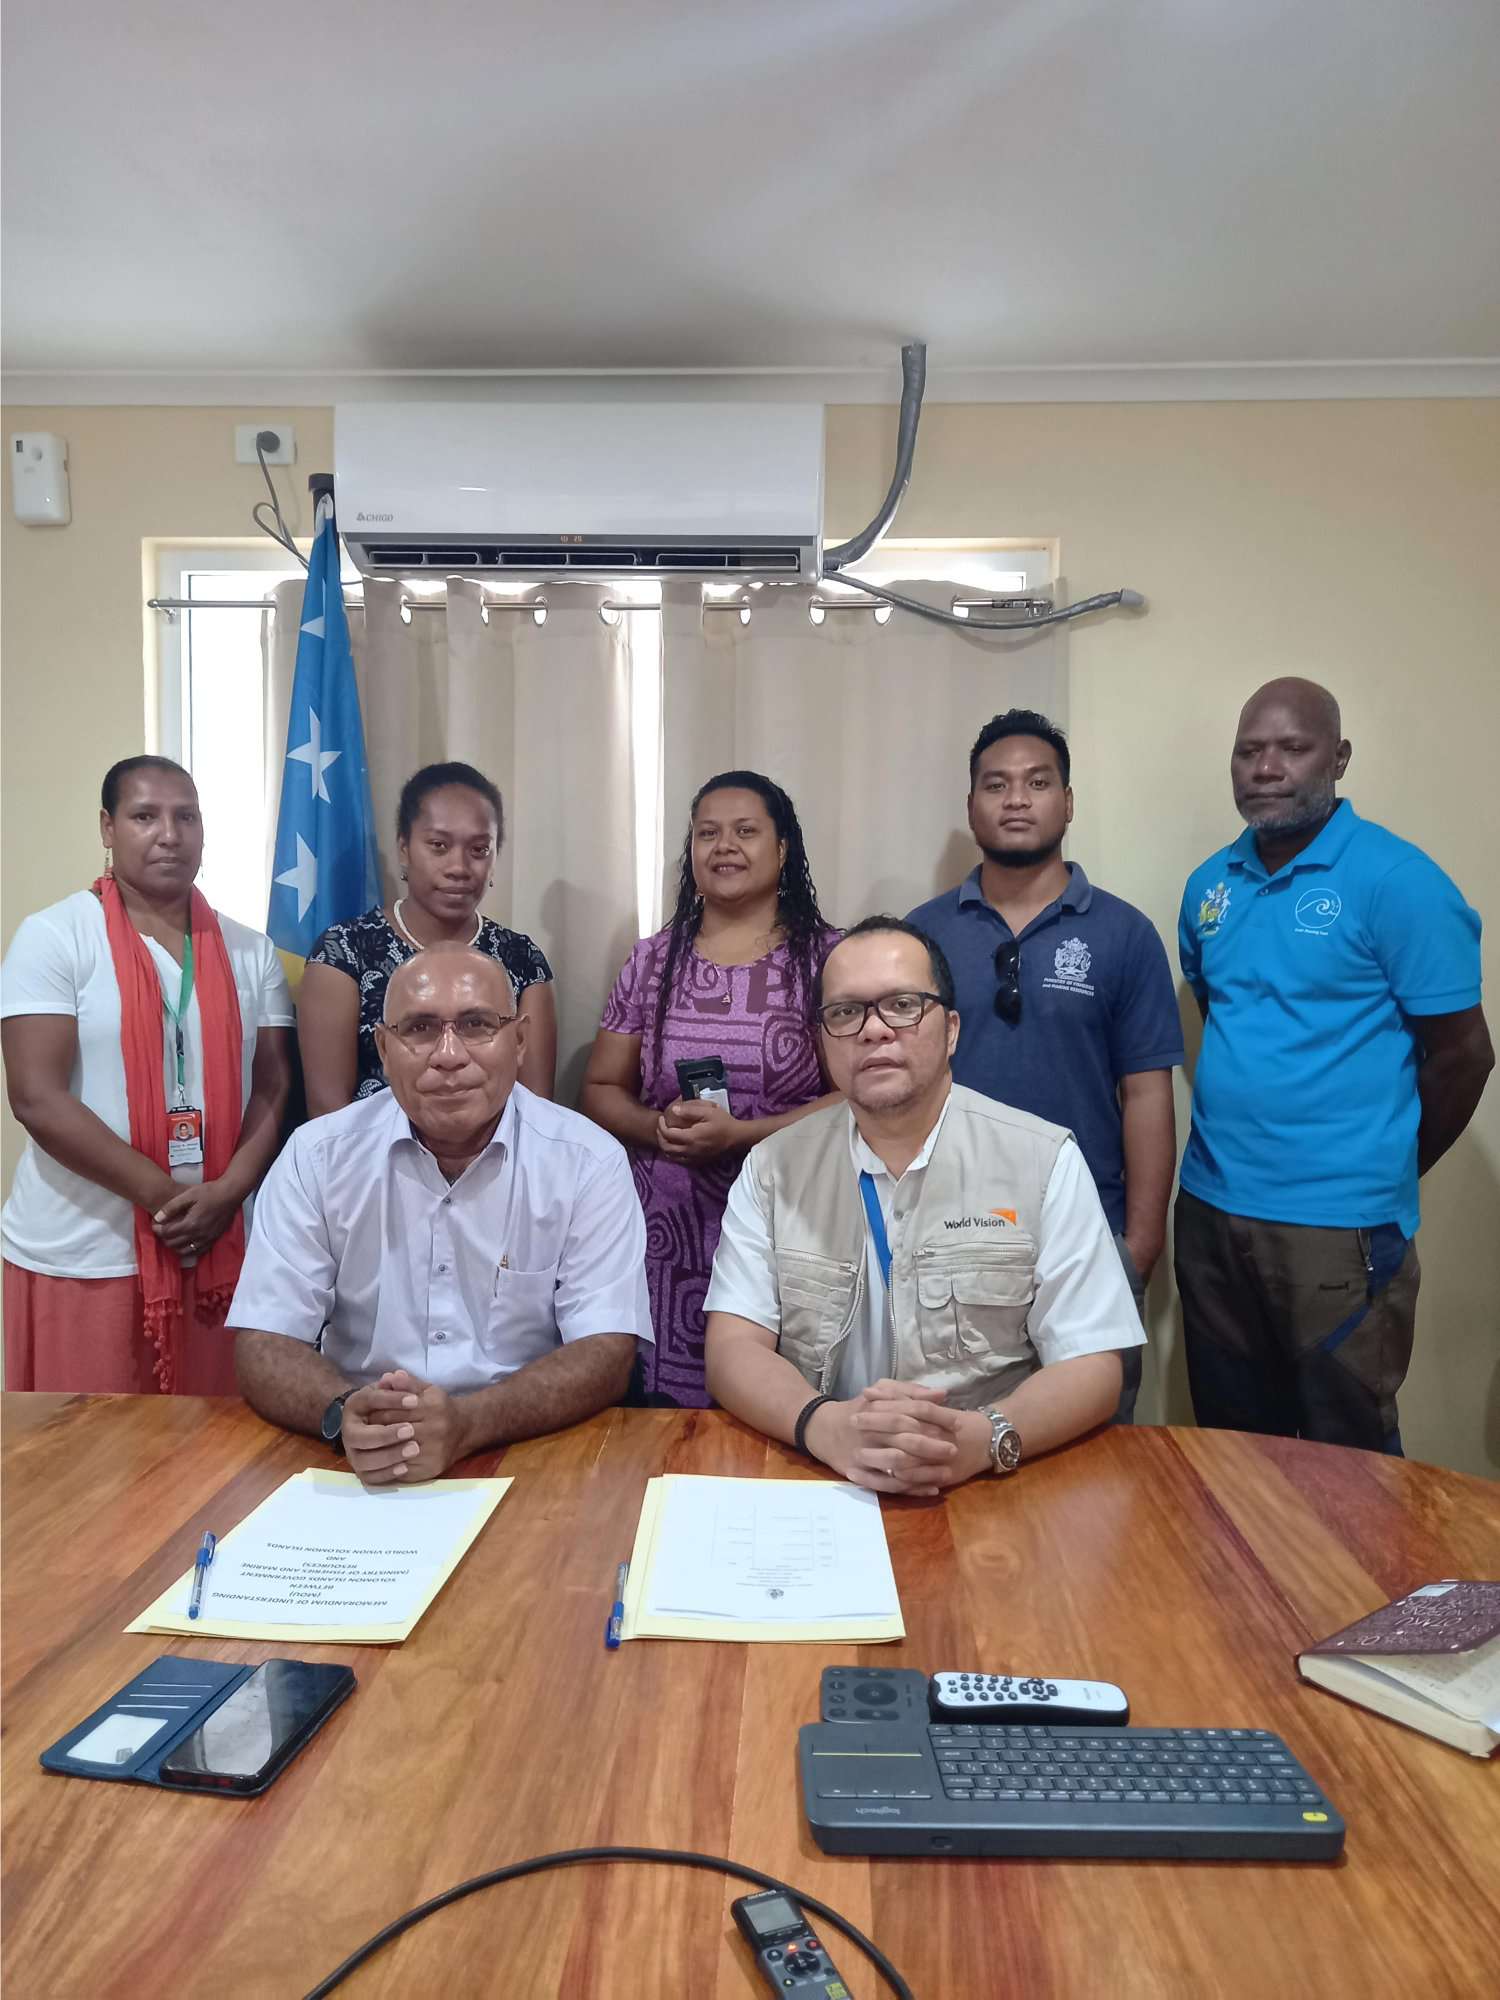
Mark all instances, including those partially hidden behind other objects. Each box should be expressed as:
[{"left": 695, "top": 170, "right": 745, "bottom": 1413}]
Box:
[
  {"left": 1197, "top": 881, "right": 1231, "bottom": 935},
  {"left": 1295, "top": 889, "right": 1343, "bottom": 933}
]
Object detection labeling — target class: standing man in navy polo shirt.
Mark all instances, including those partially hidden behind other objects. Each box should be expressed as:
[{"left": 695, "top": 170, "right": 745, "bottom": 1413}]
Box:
[
  {"left": 1176, "top": 677, "right": 1491, "bottom": 1453},
  {"left": 909, "top": 710, "right": 1183, "bottom": 1420}
]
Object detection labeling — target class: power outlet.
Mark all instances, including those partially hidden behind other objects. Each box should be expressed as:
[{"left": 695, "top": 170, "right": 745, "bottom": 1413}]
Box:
[{"left": 236, "top": 424, "right": 297, "bottom": 466}]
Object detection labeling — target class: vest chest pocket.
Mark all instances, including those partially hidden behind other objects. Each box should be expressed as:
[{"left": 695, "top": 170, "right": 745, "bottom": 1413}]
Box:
[
  {"left": 915, "top": 1246, "right": 1035, "bottom": 1364},
  {"left": 775, "top": 1250, "right": 858, "bottom": 1379}
]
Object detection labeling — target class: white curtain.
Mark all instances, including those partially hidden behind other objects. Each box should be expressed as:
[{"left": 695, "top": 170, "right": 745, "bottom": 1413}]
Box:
[
  {"left": 660, "top": 582, "right": 1066, "bottom": 929},
  {"left": 267, "top": 579, "right": 637, "bottom": 1104}
]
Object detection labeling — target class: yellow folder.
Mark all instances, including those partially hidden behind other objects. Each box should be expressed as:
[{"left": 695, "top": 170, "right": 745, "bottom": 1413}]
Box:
[
  {"left": 620, "top": 1474, "right": 905, "bottom": 1644},
  {"left": 126, "top": 1468, "right": 511, "bottom": 1646}
]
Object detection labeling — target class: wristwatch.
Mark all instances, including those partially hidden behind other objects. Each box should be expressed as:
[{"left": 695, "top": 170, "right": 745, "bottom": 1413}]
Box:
[
  {"left": 984, "top": 1408, "right": 1023, "bottom": 1475},
  {"left": 320, "top": 1389, "right": 355, "bottom": 1457}
]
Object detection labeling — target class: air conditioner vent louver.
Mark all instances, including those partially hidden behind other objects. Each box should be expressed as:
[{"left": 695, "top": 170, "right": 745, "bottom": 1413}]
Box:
[{"left": 361, "top": 542, "right": 805, "bottom": 575}]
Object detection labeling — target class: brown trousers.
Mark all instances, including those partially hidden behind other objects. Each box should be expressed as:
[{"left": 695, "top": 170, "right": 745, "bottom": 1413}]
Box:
[{"left": 1173, "top": 1189, "right": 1419, "bottom": 1454}]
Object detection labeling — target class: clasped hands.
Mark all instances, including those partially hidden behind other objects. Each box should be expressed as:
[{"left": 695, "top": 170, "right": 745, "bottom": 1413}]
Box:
[
  {"left": 151, "top": 1177, "right": 242, "bottom": 1257},
  {"left": 340, "top": 1368, "right": 470, "bottom": 1487},
  {"left": 654, "top": 1096, "right": 741, "bottom": 1164},
  {"left": 803, "top": 1379, "right": 992, "bottom": 1497}
]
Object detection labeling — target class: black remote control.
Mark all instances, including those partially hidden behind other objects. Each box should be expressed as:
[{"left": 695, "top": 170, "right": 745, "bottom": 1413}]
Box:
[
  {"left": 820, "top": 1664, "right": 927, "bottom": 1724},
  {"left": 732, "top": 1889, "right": 852, "bottom": 1997}
]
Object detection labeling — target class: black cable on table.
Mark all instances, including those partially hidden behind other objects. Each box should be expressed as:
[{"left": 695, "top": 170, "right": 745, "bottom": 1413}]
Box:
[{"left": 301, "top": 1843, "right": 916, "bottom": 1998}]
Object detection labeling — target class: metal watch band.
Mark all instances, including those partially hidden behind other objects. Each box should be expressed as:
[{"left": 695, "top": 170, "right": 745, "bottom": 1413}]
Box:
[{"left": 985, "top": 1408, "right": 1022, "bottom": 1475}]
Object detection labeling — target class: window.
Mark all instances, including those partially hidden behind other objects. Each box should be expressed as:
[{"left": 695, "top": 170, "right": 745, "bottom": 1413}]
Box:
[
  {"left": 833, "top": 539, "right": 1055, "bottom": 612},
  {"left": 152, "top": 543, "right": 356, "bottom": 930},
  {"left": 152, "top": 547, "right": 302, "bottom": 929}
]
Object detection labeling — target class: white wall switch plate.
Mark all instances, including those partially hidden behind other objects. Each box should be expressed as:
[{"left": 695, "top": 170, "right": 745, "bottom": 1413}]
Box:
[{"left": 236, "top": 424, "right": 297, "bottom": 466}]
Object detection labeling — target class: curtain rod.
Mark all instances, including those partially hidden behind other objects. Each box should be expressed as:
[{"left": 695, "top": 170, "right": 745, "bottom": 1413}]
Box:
[
  {"left": 146, "top": 593, "right": 1036, "bottom": 616},
  {"left": 146, "top": 595, "right": 686, "bottom": 615}
]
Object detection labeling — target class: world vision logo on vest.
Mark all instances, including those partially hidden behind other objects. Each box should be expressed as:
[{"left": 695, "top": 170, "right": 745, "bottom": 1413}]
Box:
[
  {"left": 944, "top": 1209, "right": 1020, "bottom": 1230},
  {"left": 1043, "top": 936, "right": 1095, "bottom": 998}
]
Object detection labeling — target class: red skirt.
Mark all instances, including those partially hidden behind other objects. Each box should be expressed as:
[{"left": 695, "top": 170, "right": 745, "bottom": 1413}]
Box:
[{"left": 3, "top": 1260, "right": 239, "bottom": 1395}]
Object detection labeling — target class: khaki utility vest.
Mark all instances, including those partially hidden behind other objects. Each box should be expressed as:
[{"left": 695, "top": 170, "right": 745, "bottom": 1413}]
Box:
[{"left": 749, "top": 1084, "right": 1069, "bottom": 1407}]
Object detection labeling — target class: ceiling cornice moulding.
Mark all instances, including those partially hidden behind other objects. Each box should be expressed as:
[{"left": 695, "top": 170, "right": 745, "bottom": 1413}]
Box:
[{"left": 4, "top": 359, "right": 1498, "bottom": 408}]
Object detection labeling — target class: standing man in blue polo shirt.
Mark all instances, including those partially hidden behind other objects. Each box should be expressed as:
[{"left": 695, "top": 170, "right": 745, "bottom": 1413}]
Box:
[
  {"left": 909, "top": 709, "right": 1183, "bottom": 1420},
  {"left": 1176, "top": 676, "right": 1491, "bottom": 1453}
]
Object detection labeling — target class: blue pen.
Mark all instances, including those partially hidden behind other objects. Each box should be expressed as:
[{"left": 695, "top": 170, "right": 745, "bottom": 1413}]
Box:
[
  {"left": 605, "top": 1560, "right": 628, "bottom": 1649},
  {"left": 187, "top": 1531, "right": 216, "bottom": 1620}
]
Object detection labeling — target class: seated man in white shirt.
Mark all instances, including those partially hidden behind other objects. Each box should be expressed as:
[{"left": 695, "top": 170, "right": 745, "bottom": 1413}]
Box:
[
  {"left": 705, "top": 917, "right": 1142, "bottom": 1493},
  {"left": 232, "top": 943, "right": 650, "bottom": 1485}
]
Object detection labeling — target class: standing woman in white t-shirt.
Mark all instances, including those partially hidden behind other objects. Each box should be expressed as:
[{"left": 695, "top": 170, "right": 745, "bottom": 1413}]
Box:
[{"left": 1, "top": 756, "right": 294, "bottom": 1393}]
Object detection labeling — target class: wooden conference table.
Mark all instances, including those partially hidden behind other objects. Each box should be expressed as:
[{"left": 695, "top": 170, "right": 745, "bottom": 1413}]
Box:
[{"left": 3, "top": 1396, "right": 1498, "bottom": 2000}]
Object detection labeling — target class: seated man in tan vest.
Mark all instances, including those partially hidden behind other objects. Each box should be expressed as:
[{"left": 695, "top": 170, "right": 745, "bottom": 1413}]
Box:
[{"left": 705, "top": 916, "right": 1143, "bottom": 1492}]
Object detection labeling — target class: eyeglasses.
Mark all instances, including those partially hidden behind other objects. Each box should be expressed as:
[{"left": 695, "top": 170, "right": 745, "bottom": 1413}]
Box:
[
  {"left": 385, "top": 1010, "right": 516, "bottom": 1056},
  {"left": 993, "top": 942, "right": 1022, "bottom": 1024},
  {"left": 817, "top": 991, "right": 943, "bottom": 1038}
]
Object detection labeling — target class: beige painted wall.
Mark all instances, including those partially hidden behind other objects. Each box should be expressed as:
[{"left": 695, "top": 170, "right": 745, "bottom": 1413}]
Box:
[{"left": 3, "top": 399, "right": 1497, "bottom": 1473}]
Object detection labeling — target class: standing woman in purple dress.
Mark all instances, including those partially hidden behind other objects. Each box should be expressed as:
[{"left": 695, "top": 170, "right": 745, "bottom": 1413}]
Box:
[{"left": 583, "top": 772, "right": 839, "bottom": 1406}]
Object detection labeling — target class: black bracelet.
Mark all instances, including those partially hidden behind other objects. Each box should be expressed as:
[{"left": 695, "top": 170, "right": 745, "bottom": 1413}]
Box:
[{"left": 793, "top": 1393, "right": 834, "bottom": 1455}]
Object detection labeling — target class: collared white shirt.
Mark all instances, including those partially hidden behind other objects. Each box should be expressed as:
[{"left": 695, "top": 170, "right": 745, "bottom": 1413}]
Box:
[
  {"left": 705, "top": 1094, "right": 1142, "bottom": 1398},
  {"left": 229, "top": 1084, "right": 653, "bottom": 1394}
]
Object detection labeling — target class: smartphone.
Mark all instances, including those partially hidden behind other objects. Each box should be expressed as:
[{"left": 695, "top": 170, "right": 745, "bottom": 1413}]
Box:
[
  {"left": 675, "top": 1055, "right": 730, "bottom": 1111},
  {"left": 157, "top": 1660, "right": 354, "bottom": 1795}
]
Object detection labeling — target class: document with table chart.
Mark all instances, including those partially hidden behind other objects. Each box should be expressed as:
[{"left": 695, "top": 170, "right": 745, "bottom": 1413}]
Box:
[{"left": 641, "top": 1476, "right": 900, "bottom": 1623}]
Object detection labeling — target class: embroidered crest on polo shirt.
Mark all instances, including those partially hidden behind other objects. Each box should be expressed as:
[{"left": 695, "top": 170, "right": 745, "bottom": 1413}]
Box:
[
  {"left": 1043, "top": 936, "right": 1095, "bottom": 998},
  {"left": 1197, "top": 882, "right": 1231, "bottom": 935},
  {"left": 1294, "top": 889, "right": 1343, "bottom": 935}
]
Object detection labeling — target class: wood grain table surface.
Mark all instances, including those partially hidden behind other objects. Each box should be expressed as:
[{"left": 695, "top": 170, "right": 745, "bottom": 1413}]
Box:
[{"left": 3, "top": 1394, "right": 1498, "bottom": 2000}]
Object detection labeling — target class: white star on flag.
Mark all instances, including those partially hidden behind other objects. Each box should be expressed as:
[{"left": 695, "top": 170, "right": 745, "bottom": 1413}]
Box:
[
  {"left": 275, "top": 834, "right": 318, "bottom": 920},
  {"left": 287, "top": 706, "right": 342, "bottom": 802}
]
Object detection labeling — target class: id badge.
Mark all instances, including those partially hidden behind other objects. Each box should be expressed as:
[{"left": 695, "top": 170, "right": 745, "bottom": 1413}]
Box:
[{"left": 167, "top": 1107, "right": 204, "bottom": 1168}]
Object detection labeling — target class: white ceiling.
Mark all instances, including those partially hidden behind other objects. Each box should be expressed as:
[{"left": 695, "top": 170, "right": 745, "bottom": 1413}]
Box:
[{"left": 4, "top": 0, "right": 1499, "bottom": 398}]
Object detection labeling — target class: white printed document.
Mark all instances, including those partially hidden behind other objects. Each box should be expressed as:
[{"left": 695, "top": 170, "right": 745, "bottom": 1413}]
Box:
[
  {"left": 126, "top": 1469, "right": 511, "bottom": 1645},
  {"left": 620, "top": 1475, "right": 904, "bottom": 1644}
]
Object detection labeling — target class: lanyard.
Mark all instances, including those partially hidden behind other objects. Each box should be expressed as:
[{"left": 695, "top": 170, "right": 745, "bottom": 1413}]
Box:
[
  {"left": 858, "top": 1170, "right": 893, "bottom": 1292},
  {"left": 163, "top": 932, "right": 195, "bottom": 1104}
]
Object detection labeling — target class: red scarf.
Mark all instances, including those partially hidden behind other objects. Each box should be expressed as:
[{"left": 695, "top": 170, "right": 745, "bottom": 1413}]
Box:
[{"left": 96, "top": 876, "right": 246, "bottom": 1390}]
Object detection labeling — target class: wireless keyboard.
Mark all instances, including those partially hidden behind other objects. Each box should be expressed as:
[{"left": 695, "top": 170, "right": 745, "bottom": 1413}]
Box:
[{"left": 799, "top": 1721, "right": 1344, "bottom": 1860}]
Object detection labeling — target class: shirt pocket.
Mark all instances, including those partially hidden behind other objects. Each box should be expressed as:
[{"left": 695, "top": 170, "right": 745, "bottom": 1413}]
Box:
[
  {"left": 774, "top": 1249, "right": 857, "bottom": 1378},
  {"left": 914, "top": 1242, "right": 1036, "bottom": 1365},
  {"left": 484, "top": 1263, "right": 561, "bottom": 1361}
]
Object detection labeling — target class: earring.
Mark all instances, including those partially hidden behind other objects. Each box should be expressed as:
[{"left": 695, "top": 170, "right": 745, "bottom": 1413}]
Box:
[
  {"left": 400, "top": 867, "right": 408, "bottom": 882},
  {"left": 103, "top": 846, "right": 114, "bottom": 877}
]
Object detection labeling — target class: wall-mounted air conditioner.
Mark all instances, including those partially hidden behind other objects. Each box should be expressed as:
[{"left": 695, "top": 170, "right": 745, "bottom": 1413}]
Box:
[{"left": 335, "top": 402, "right": 825, "bottom": 582}]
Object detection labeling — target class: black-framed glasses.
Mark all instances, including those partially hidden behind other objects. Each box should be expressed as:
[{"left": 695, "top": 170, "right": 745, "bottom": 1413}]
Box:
[
  {"left": 817, "top": 991, "right": 943, "bottom": 1038},
  {"left": 994, "top": 942, "right": 1022, "bottom": 1024},
  {"left": 386, "top": 1010, "right": 516, "bottom": 1056}
]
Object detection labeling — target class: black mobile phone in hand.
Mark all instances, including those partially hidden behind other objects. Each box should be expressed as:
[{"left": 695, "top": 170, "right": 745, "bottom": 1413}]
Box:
[
  {"left": 675, "top": 1055, "right": 730, "bottom": 1111},
  {"left": 157, "top": 1660, "right": 354, "bottom": 1795}
]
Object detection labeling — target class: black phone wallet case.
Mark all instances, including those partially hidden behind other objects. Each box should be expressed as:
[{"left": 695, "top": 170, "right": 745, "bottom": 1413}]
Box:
[{"left": 39, "top": 1653, "right": 344, "bottom": 1797}]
